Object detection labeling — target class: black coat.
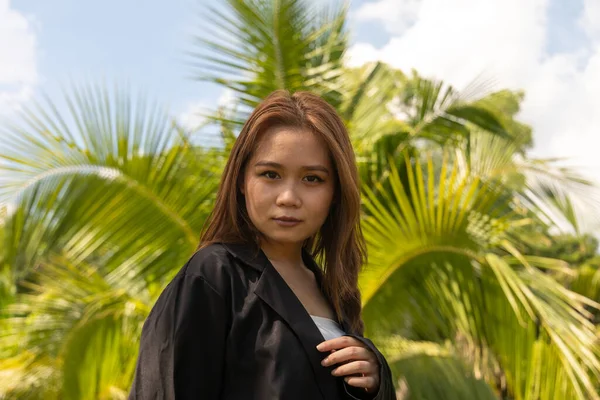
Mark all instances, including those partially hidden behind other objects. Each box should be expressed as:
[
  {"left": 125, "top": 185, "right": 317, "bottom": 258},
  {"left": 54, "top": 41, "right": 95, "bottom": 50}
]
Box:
[{"left": 128, "top": 243, "right": 396, "bottom": 400}]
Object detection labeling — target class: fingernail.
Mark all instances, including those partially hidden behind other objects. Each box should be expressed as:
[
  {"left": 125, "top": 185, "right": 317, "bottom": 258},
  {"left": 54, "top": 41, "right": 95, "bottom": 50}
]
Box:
[
  {"left": 321, "top": 358, "right": 328, "bottom": 366},
  {"left": 316, "top": 343, "right": 324, "bottom": 351},
  {"left": 331, "top": 368, "right": 338, "bottom": 376}
]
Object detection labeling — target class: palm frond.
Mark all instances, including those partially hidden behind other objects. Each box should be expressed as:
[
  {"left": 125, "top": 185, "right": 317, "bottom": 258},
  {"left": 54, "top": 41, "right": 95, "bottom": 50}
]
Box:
[
  {"left": 189, "top": 0, "right": 349, "bottom": 117},
  {"left": 380, "top": 337, "right": 497, "bottom": 400},
  {"left": 341, "top": 62, "right": 407, "bottom": 153},
  {"left": 0, "top": 84, "right": 222, "bottom": 282},
  {"left": 0, "top": 255, "right": 146, "bottom": 399},
  {"left": 400, "top": 73, "right": 510, "bottom": 144},
  {"left": 391, "top": 355, "right": 497, "bottom": 400},
  {"left": 459, "top": 130, "right": 600, "bottom": 236},
  {"left": 519, "top": 160, "right": 600, "bottom": 235},
  {"left": 360, "top": 153, "right": 600, "bottom": 399}
]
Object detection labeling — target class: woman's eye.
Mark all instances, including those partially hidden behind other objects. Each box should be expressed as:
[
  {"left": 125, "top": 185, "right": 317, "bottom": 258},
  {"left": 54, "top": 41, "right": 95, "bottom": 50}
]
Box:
[
  {"left": 261, "top": 171, "right": 279, "bottom": 179},
  {"left": 304, "top": 175, "right": 324, "bottom": 183}
]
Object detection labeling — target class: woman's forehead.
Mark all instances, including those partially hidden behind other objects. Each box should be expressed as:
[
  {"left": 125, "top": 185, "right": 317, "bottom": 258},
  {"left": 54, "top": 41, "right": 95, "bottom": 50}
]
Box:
[{"left": 251, "top": 126, "right": 332, "bottom": 165}]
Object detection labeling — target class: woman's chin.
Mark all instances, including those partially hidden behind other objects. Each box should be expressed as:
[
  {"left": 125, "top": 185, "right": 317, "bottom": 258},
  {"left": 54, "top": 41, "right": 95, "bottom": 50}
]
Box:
[{"left": 264, "top": 232, "right": 310, "bottom": 246}]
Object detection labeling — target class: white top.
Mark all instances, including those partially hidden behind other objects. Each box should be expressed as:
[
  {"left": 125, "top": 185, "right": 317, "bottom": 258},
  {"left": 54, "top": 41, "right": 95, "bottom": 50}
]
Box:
[{"left": 310, "top": 315, "right": 346, "bottom": 341}]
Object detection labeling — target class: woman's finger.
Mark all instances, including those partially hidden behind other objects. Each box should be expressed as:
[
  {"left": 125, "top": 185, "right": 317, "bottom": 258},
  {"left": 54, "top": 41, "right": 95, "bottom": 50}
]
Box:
[
  {"left": 331, "top": 360, "right": 376, "bottom": 377},
  {"left": 343, "top": 375, "right": 378, "bottom": 392},
  {"left": 316, "top": 335, "right": 364, "bottom": 352},
  {"left": 321, "top": 346, "right": 375, "bottom": 367}
]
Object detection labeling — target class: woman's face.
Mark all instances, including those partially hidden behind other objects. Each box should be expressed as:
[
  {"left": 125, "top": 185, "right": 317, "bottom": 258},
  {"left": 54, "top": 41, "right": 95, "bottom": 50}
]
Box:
[{"left": 242, "top": 126, "right": 335, "bottom": 247}]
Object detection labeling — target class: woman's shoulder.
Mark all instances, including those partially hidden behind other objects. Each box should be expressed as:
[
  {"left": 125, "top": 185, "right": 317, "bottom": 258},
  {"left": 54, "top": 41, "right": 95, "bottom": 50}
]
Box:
[
  {"left": 180, "top": 243, "right": 235, "bottom": 280},
  {"left": 187, "top": 242, "right": 230, "bottom": 266},
  {"left": 178, "top": 242, "right": 261, "bottom": 288}
]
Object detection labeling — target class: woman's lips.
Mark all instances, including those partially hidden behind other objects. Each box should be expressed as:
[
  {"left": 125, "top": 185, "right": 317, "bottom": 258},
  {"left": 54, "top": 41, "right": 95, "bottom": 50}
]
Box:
[{"left": 273, "top": 217, "right": 302, "bottom": 227}]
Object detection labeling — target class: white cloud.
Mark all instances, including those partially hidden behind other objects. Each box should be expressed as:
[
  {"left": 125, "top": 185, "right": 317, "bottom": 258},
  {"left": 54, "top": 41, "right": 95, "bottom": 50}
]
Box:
[
  {"left": 0, "top": 0, "right": 37, "bottom": 116},
  {"left": 217, "top": 88, "right": 236, "bottom": 109},
  {"left": 177, "top": 89, "right": 238, "bottom": 132},
  {"left": 522, "top": 46, "right": 600, "bottom": 175},
  {"left": 580, "top": 0, "right": 600, "bottom": 39},
  {"left": 353, "top": 0, "right": 422, "bottom": 35},
  {"left": 177, "top": 101, "right": 208, "bottom": 132},
  {"left": 348, "top": 0, "right": 548, "bottom": 90},
  {"left": 348, "top": 0, "right": 600, "bottom": 183}
]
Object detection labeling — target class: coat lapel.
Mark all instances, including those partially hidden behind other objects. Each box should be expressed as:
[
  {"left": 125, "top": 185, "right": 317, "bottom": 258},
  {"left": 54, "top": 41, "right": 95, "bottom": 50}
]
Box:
[
  {"left": 254, "top": 261, "right": 340, "bottom": 400},
  {"left": 223, "top": 242, "right": 340, "bottom": 400}
]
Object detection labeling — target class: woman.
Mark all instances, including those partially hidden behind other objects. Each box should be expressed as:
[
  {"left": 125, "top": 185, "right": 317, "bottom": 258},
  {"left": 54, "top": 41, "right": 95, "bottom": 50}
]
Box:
[{"left": 128, "top": 90, "right": 396, "bottom": 399}]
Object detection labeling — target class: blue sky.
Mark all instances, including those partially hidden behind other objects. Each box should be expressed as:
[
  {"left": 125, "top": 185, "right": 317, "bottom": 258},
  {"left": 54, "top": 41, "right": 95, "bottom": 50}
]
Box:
[
  {"left": 6, "top": 0, "right": 398, "bottom": 119},
  {"left": 7, "top": 0, "right": 587, "bottom": 115},
  {"left": 2, "top": 0, "right": 600, "bottom": 180},
  {"left": 9, "top": 0, "right": 224, "bottom": 115}
]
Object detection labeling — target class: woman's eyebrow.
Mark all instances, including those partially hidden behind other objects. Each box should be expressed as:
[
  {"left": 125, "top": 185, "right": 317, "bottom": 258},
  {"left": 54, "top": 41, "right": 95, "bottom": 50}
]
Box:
[
  {"left": 303, "top": 165, "right": 329, "bottom": 174},
  {"left": 254, "top": 161, "right": 329, "bottom": 174},
  {"left": 254, "top": 161, "right": 282, "bottom": 168}
]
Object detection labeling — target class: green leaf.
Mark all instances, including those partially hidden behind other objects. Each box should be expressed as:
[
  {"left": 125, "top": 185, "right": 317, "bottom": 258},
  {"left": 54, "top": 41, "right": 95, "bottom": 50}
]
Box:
[{"left": 189, "top": 0, "right": 349, "bottom": 117}]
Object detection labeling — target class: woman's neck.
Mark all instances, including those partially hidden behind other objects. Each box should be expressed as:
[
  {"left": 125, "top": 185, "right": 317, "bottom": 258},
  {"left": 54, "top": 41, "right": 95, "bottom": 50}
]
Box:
[{"left": 260, "top": 240, "right": 304, "bottom": 269}]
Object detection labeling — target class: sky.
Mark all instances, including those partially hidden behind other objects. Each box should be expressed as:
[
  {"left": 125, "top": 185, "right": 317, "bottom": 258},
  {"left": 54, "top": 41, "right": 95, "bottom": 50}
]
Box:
[{"left": 1, "top": 0, "right": 599, "bottom": 178}]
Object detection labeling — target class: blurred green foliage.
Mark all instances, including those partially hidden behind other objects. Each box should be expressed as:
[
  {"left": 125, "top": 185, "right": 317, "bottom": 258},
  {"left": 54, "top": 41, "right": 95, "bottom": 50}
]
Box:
[{"left": 1, "top": 0, "right": 599, "bottom": 399}]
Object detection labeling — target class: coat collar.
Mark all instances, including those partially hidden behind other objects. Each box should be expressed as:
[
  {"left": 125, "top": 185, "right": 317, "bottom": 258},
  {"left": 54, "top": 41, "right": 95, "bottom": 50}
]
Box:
[
  {"left": 222, "top": 241, "right": 351, "bottom": 330},
  {"left": 221, "top": 241, "right": 342, "bottom": 399},
  {"left": 221, "top": 242, "right": 267, "bottom": 271},
  {"left": 222, "top": 241, "right": 326, "bottom": 284}
]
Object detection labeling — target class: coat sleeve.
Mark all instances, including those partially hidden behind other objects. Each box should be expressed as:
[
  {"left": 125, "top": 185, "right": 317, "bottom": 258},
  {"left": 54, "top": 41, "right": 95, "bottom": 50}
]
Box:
[
  {"left": 128, "top": 267, "right": 230, "bottom": 400},
  {"left": 342, "top": 334, "right": 396, "bottom": 400}
]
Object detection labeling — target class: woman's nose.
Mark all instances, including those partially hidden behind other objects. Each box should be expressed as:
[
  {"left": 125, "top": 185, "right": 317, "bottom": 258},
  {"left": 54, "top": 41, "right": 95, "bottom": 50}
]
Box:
[{"left": 276, "top": 184, "right": 302, "bottom": 207}]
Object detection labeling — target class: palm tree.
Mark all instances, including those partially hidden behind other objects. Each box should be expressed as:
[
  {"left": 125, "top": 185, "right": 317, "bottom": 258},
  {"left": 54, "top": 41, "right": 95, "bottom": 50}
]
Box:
[
  {"left": 0, "top": 0, "right": 599, "bottom": 399},
  {"left": 360, "top": 148, "right": 600, "bottom": 398},
  {"left": 356, "top": 79, "right": 600, "bottom": 398},
  {"left": 0, "top": 86, "right": 225, "bottom": 398}
]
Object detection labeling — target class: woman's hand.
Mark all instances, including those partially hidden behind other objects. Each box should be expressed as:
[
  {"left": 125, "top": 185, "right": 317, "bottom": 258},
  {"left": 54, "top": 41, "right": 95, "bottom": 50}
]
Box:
[{"left": 317, "top": 336, "right": 380, "bottom": 394}]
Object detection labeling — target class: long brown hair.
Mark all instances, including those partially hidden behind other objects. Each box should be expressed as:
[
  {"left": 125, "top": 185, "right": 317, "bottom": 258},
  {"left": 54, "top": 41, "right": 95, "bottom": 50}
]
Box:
[{"left": 199, "top": 90, "right": 367, "bottom": 334}]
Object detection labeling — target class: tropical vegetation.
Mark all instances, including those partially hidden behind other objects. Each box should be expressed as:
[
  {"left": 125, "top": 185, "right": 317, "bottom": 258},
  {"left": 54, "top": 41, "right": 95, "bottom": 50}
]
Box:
[{"left": 1, "top": 0, "right": 599, "bottom": 399}]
